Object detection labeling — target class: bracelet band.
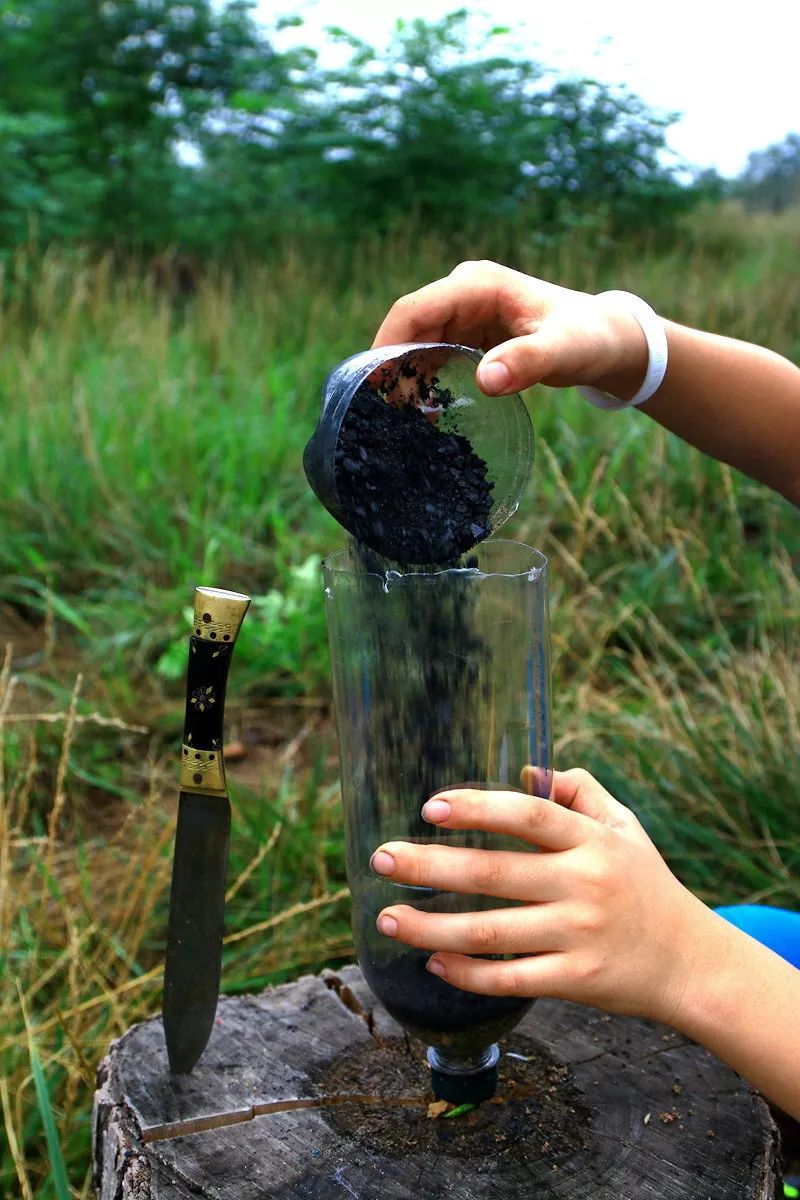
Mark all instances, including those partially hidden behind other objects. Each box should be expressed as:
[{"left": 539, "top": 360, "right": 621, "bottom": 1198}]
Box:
[{"left": 577, "top": 290, "right": 669, "bottom": 411}]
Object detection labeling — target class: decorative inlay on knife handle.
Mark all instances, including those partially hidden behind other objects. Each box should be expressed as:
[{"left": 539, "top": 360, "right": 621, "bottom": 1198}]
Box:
[{"left": 180, "top": 587, "right": 250, "bottom": 795}]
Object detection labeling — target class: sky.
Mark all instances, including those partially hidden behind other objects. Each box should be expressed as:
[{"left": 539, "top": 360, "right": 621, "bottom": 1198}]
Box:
[{"left": 261, "top": 0, "right": 799, "bottom": 177}]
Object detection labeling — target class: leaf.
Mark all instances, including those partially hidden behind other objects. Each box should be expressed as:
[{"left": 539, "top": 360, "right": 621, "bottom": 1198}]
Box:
[
  {"left": 18, "top": 986, "right": 71, "bottom": 1200},
  {"left": 44, "top": 589, "right": 93, "bottom": 637},
  {"left": 444, "top": 1102, "right": 475, "bottom": 1118},
  {"left": 155, "top": 639, "right": 186, "bottom": 679},
  {"left": 291, "top": 554, "right": 322, "bottom": 587},
  {"left": 229, "top": 90, "right": 271, "bottom": 115},
  {"left": 427, "top": 1099, "right": 449, "bottom": 1119}
]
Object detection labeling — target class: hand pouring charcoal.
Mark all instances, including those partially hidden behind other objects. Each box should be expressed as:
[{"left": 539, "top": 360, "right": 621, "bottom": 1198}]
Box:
[{"left": 303, "top": 342, "right": 534, "bottom": 566}]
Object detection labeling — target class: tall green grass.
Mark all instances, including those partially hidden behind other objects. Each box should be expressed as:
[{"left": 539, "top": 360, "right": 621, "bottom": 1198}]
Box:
[{"left": 1, "top": 202, "right": 799, "bottom": 1195}]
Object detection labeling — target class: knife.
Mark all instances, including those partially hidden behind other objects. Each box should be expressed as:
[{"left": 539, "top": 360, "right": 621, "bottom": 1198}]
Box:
[{"left": 163, "top": 586, "right": 250, "bottom": 1073}]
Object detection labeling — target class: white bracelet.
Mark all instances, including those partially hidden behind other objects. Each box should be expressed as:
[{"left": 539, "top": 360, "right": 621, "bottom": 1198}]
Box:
[{"left": 577, "top": 290, "right": 668, "bottom": 411}]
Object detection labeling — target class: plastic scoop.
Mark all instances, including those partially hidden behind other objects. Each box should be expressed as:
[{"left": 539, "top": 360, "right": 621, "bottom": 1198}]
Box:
[{"left": 303, "top": 342, "right": 534, "bottom": 565}]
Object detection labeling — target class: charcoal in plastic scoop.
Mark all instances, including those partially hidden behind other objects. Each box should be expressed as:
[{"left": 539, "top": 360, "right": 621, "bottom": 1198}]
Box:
[{"left": 303, "top": 343, "right": 534, "bottom": 565}]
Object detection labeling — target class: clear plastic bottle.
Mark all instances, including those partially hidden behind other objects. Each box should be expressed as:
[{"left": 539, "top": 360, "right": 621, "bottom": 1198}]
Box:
[{"left": 324, "top": 539, "right": 552, "bottom": 1101}]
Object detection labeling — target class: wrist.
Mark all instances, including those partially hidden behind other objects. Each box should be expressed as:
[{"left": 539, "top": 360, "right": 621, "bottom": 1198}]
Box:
[
  {"left": 592, "top": 299, "right": 650, "bottom": 402},
  {"left": 648, "top": 904, "right": 800, "bottom": 1118},
  {"left": 659, "top": 899, "right": 745, "bottom": 1037},
  {"left": 639, "top": 888, "right": 719, "bottom": 1029},
  {"left": 579, "top": 291, "right": 668, "bottom": 410}
]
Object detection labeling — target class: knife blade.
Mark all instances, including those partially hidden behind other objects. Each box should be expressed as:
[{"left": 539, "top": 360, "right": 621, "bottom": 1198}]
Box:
[{"left": 162, "top": 586, "right": 250, "bottom": 1073}]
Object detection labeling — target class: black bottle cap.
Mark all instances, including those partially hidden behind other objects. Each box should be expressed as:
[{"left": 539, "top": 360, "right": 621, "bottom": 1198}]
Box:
[
  {"left": 426, "top": 1043, "right": 501, "bottom": 1105},
  {"left": 429, "top": 1058, "right": 499, "bottom": 1105}
]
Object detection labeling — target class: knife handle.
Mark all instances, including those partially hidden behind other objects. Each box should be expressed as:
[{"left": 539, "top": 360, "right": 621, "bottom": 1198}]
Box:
[{"left": 180, "top": 587, "right": 250, "bottom": 797}]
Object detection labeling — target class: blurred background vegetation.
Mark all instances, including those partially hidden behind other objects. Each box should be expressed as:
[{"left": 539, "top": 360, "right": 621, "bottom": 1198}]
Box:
[
  {"left": 2, "top": 0, "right": 798, "bottom": 254},
  {"left": 1, "top": 2, "right": 799, "bottom": 1196}
]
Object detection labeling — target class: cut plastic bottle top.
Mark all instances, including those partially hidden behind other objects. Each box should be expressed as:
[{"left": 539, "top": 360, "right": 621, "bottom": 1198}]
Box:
[{"left": 303, "top": 343, "right": 534, "bottom": 566}]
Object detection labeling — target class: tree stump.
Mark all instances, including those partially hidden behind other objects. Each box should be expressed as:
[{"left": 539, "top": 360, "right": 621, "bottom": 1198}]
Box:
[{"left": 93, "top": 965, "right": 781, "bottom": 1200}]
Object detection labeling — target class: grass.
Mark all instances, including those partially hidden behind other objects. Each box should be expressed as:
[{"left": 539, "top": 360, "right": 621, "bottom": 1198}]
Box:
[{"left": 0, "top": 201, "right": 799, "bottom": 1195}]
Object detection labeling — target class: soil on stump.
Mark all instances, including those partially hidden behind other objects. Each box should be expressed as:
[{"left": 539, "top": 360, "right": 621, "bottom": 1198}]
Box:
[{"left": 308, "top": 1031, "right": 591, "bottom": 1167}]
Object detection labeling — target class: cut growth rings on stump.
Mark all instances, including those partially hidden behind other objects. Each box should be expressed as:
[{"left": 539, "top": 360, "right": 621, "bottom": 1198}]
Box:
[{"left": 93, "top": 965, "right": 781, "bottom": 1199}]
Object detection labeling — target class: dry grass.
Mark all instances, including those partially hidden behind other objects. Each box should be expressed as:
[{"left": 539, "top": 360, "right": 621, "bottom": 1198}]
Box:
[{"left": 0, "top": 651, "right": 351, "bottom": 1198}]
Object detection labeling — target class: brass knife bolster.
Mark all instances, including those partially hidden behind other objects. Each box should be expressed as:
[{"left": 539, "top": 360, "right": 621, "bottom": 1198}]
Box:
[
  {"left": 180, "top": 587, "right": 250, "bottom": 796},
  {"left": 180, "top": 747, "right": 227, "bottom": 795}
]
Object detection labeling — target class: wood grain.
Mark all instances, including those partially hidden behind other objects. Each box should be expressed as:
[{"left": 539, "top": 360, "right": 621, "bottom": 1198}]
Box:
[{"left": 93, "top": 965, "right": 781, "bottom": 1199}]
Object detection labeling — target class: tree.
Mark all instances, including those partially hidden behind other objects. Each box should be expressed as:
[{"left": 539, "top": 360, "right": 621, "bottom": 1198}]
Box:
[
  {"left": 0, "top": 6, "right": 696, "bottom": 253},
  {"left": 265, "top": 12, "right": 689, "bottom": 237},
  {"left": 0, "top": 0, "right": 282, "bottom": 248},
  {"left": 737, "top": 133, "right": 800, "bottom": 213}
]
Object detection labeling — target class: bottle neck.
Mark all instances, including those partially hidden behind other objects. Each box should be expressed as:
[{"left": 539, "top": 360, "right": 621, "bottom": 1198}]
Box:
[{"left": 427, "top": 1042, "right": 500, "bottom": 1076}]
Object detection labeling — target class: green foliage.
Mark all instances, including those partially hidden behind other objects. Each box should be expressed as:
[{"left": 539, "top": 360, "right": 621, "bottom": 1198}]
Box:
[
  {"left": 0, "top": 0, "right": 279, "bottom": 248},
  {"left": 0, "top": 4, "right": 698, "bottom": 252},
  {"left": 20, "top": 993, "right": 71, "bottom": 1200},
  {"left": 157, "top": 557, "right": 329, "bottom": 695},
  {"left": 216, "top": 12, "right": 691, "bottom": 239},
  {"left": 0, "top": 111, "right": 100, "bottom": 245}
]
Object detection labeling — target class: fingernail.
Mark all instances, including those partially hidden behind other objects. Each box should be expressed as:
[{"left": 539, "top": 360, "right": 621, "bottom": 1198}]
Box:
[
  {"left": 422, "top": 798, "right": 451, "bottom": 823},
  {"left": 377, "top": 914, "right": 398, "bottom": 937},
  {"left": 371, "top": 850, "right": 396, "bottom": 876},
  {"left": 427, "top": 957, "right": 446, "bottom": 978},
  {"left": 478, "top": 361, "right": 511, "bottom": 395}
]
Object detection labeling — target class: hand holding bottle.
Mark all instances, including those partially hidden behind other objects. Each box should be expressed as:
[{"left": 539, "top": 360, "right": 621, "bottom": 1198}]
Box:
[
  {"left": 371, "top": 768, "right": 703, "bottom": 1022},
  {"left": 370, "top": 767, "right": 800, "bottom": 1119}
]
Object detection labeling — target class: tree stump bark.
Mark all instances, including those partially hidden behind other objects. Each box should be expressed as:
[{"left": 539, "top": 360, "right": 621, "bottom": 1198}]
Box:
[{"left": 93, "top": 965, "right": 781, "bottom": 1200}]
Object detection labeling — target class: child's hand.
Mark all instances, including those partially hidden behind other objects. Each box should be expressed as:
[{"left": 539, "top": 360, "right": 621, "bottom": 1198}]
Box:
[
  {"left": 371, "top": 768, "right": 713, "bottom": 1027},
  {"left": 372, "top": 261, "right": 648, "bottom": 401}
]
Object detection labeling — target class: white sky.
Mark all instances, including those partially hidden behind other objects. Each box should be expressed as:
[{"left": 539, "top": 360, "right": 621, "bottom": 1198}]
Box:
[{"left": 262, "top": 0, "right": 799, "bottom": 177}]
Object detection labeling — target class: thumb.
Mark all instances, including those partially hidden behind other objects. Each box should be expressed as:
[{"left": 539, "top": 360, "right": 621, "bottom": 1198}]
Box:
[
  {"left": 476, "top": 330, "right": 564, "bottom": 396},
  {"left": 477, "top": 316, "right": 599, "bottom": 395},
  {"left": 551, "top": 768, "right": 636, "bottom": 830}
]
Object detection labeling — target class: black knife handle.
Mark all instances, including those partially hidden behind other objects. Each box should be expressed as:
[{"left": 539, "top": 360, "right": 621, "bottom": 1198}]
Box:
[{"left": 180, "top": 587, "right": 250, "bottom": 796}]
